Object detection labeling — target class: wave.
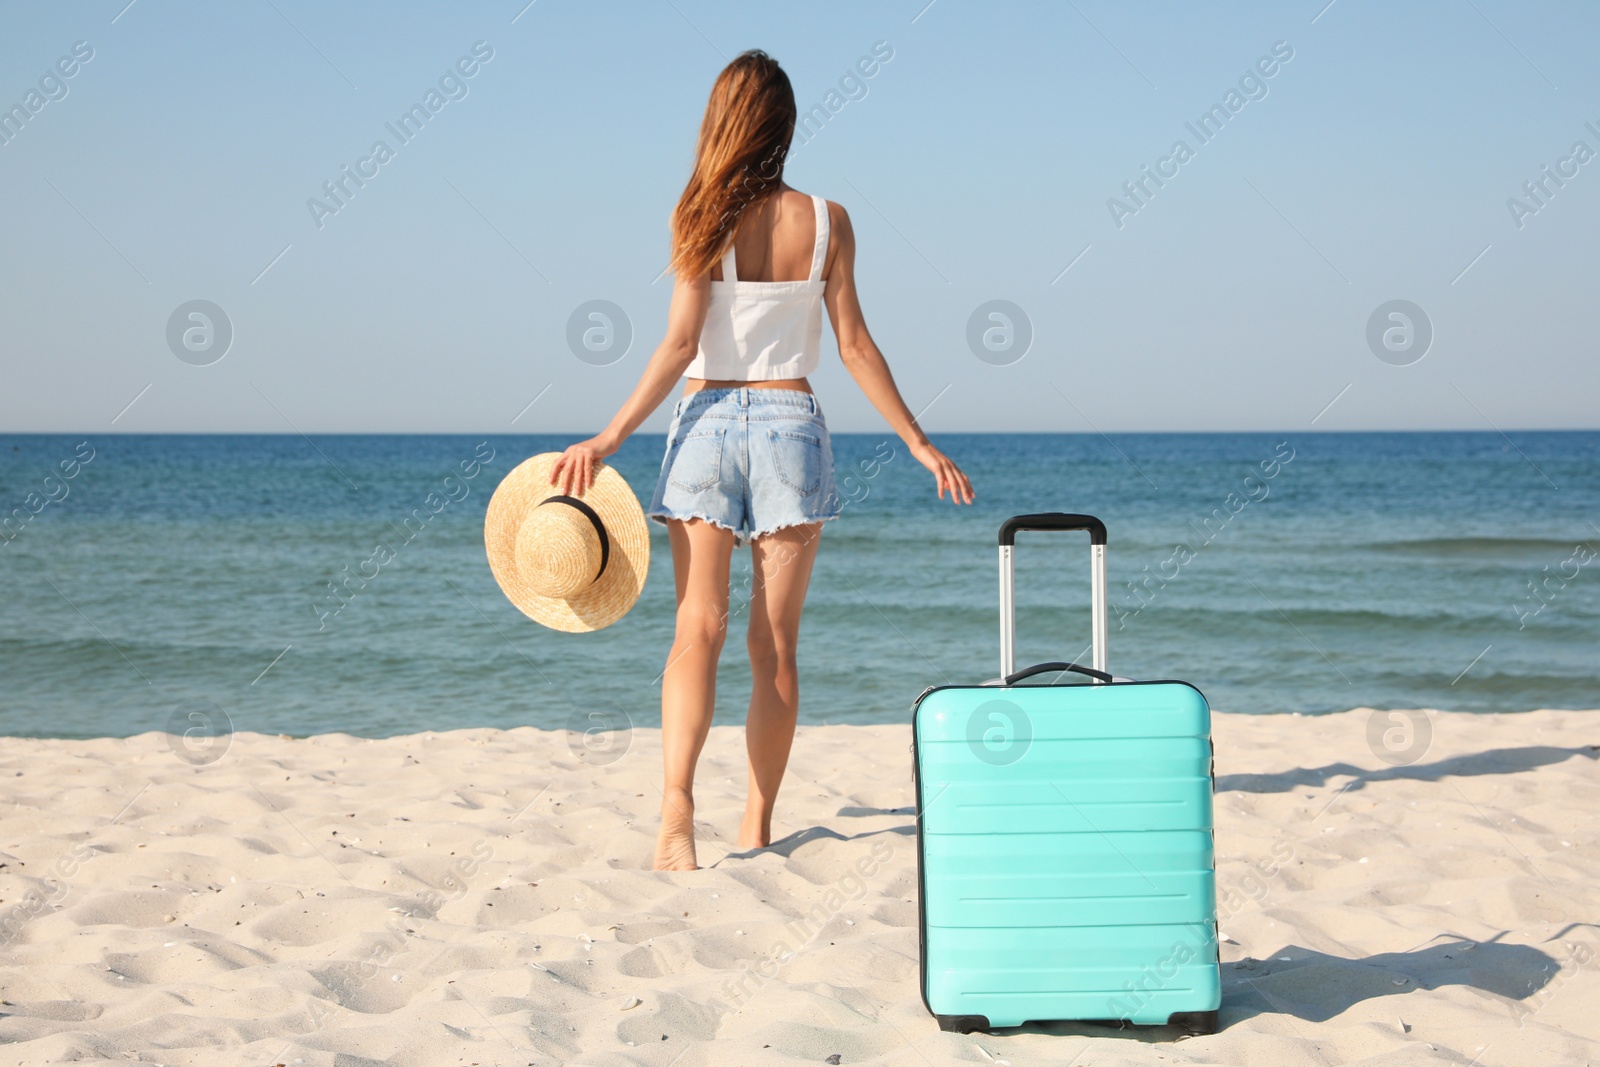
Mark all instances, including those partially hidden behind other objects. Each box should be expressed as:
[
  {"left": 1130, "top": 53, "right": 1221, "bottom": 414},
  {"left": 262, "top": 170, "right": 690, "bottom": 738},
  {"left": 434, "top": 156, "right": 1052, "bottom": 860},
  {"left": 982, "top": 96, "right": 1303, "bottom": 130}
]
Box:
[
  {"left": 1366, "top": 537, "right": 1595, "bottom": 557},
  {"left": 1105, "top": 601, "right": 1503, "bottom": 628}
]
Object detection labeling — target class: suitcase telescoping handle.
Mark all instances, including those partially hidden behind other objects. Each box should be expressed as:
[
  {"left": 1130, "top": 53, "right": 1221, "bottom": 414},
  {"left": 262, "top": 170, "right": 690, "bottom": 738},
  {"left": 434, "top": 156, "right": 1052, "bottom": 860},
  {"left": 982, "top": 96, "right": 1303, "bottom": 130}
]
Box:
[{"left": 997, "top": 513, "right": 1109, "bottom": 683}]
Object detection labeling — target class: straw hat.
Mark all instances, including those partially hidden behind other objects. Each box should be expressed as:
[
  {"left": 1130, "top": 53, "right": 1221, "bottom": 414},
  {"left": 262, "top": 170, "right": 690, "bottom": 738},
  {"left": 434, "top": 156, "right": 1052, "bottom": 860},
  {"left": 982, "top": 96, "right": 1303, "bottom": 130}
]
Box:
[{"left": 484, "top": 453, "right": 650, "bottom": 632}]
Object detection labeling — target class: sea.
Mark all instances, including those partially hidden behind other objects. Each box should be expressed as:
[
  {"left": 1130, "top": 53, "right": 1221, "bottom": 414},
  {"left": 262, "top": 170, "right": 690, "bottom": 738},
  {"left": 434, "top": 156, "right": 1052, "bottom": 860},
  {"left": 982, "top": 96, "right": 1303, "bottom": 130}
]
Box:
[{"left": 1, "top": 432, "right": 1596, "bottom": 739}]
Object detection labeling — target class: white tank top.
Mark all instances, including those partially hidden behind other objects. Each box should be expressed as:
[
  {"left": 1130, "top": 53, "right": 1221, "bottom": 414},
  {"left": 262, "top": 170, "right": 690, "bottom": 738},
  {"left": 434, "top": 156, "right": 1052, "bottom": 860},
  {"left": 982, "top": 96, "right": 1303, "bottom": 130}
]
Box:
[{"left": 684, "top": 194, "right": 828, "bottom": 381}]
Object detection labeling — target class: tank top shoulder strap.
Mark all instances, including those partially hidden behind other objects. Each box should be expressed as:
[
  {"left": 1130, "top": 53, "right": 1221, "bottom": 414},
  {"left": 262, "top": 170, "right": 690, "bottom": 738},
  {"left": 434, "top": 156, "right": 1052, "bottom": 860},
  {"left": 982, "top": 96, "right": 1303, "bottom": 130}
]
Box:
[{"left": 808, "top": 195, "right": 829, "bottom": 283}]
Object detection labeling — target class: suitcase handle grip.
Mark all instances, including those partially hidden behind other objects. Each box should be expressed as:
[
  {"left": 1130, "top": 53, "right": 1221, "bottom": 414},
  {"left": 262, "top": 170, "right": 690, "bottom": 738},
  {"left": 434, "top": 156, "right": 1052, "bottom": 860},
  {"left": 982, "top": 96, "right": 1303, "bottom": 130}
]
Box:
[
  {"left": 1004, "top": 660, "right": 1113, "bottom": 686},
  {"left": 998, "top": 513, "right": 1107, "bottom": 547}
]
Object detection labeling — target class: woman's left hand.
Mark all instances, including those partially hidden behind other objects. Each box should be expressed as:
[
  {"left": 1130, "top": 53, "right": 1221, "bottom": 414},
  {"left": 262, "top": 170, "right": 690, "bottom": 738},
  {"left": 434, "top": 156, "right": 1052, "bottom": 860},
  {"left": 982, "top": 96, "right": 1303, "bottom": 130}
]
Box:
[
  {"left": 910, "top": 440, "right": 974, "bottom": 504},
  {"left": 549, "top": 436, "right": 615, "bottom": 496}
]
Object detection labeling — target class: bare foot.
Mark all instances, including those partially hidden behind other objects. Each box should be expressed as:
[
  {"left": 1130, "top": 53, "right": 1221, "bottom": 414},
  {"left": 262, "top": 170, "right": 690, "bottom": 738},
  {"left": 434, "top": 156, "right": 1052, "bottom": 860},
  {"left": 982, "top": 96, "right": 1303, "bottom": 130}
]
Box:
[
  {"left": 737, "top": 808, "right": 772, "bottom": 850},
  {"left": 653, "top": 788, "right": 698, "bottom": 871}
]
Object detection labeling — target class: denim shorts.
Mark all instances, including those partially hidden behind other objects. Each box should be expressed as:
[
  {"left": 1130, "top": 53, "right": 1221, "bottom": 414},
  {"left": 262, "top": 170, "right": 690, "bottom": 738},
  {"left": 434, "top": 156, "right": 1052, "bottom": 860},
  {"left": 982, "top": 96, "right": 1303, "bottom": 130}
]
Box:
[{"left": 648, "top": 387, "right": 842, "bottom": 545}]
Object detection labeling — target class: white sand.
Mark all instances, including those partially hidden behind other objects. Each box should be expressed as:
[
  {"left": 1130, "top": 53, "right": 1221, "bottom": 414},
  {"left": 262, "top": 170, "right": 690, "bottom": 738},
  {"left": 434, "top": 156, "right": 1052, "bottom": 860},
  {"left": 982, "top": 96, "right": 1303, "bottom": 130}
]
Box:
[{"left": 0, "top": 708, "right": 1596, "bottom": 1067}]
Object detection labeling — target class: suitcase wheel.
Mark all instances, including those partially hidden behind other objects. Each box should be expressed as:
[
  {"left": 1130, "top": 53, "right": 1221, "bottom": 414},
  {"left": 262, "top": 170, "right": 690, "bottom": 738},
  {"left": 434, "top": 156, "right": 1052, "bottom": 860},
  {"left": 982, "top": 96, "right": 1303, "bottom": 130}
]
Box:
[
  {"left": 935, "top": 1014, "right": 990, "bottom": 1034},
  {"left": 1167, "top": 1009, "right": 1218, "bottom": 1036}
]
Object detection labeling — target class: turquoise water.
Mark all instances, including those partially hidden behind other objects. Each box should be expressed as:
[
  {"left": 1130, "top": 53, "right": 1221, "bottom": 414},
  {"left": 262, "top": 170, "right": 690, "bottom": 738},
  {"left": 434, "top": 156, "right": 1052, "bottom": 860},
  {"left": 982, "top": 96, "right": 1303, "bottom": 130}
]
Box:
[{"left": 1, "top": 432, "right": 1596, "bottom": 738}]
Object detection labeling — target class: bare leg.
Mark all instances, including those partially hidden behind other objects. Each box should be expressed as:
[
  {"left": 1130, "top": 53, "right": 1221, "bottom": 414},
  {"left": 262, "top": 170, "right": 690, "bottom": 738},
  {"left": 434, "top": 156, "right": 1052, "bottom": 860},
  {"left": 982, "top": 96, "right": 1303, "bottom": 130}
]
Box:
[
  {"left": 655, "top": 518, "right": 735, "bottom": 871},
  {"left": 740, "top": 523, "right": 823, "bottom": 849}
]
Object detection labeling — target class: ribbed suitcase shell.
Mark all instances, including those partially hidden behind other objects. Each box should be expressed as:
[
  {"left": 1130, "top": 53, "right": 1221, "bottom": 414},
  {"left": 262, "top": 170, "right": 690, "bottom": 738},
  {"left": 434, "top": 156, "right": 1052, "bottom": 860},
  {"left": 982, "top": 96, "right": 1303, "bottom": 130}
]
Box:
[{"left": 913, "top": 678, "right": 1220, "bottom": 1030}]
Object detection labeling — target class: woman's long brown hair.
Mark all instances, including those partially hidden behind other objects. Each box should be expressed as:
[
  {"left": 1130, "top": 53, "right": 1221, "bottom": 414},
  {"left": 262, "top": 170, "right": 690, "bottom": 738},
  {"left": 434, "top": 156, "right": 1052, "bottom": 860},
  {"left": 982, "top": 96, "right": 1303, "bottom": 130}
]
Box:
[{"left": 670, "top": 50, "right": 797, "bottom": 279}]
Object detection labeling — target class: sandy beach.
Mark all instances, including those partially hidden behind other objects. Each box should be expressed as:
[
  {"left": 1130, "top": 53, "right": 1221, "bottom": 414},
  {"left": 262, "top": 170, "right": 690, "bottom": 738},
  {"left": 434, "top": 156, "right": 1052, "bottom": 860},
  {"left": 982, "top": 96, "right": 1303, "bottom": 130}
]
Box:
[{"left": 1, "top": 708, "right": 1596, "bottom": 1067}]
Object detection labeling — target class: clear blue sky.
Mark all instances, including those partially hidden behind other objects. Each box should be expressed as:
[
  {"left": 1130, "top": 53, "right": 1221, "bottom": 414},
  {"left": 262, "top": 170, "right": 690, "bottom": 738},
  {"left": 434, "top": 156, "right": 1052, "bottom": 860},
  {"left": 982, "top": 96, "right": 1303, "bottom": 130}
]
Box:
[{"left": 3, "top": 0, "right": 1596, "bottom": 433}]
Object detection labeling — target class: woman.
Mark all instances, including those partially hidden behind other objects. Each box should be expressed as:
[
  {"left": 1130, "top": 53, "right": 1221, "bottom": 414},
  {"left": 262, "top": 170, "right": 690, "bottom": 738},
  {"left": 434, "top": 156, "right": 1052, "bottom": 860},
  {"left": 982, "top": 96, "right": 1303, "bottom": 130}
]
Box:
[{"left": 550, "top": 50, "right": 973, "bottom": 871}]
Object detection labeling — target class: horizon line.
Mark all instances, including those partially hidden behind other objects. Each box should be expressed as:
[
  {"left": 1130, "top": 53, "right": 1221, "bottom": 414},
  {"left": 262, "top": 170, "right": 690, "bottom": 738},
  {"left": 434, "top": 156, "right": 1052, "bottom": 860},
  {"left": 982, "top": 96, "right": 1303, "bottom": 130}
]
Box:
[{"left": 5, "top": 427, "right": 1598, "bottom": 437}]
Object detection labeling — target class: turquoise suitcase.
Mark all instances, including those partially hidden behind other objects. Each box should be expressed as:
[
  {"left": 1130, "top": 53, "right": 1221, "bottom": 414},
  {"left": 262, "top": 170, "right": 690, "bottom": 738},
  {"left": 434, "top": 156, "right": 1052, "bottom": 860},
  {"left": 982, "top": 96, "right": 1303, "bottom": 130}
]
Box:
[{"left": 912, "top": 513, "right": 1220, "bottom": 1035}]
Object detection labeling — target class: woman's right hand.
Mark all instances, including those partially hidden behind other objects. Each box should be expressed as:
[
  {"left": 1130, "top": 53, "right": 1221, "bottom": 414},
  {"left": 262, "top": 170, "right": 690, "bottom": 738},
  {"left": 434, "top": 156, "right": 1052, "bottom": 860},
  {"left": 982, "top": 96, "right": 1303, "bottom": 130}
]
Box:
[
  {"left": 549, "top": 435, "right": 616, "bottom": 497},
  {"left": 909, "top": 439, "right": 975, "bottom": 504}
]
